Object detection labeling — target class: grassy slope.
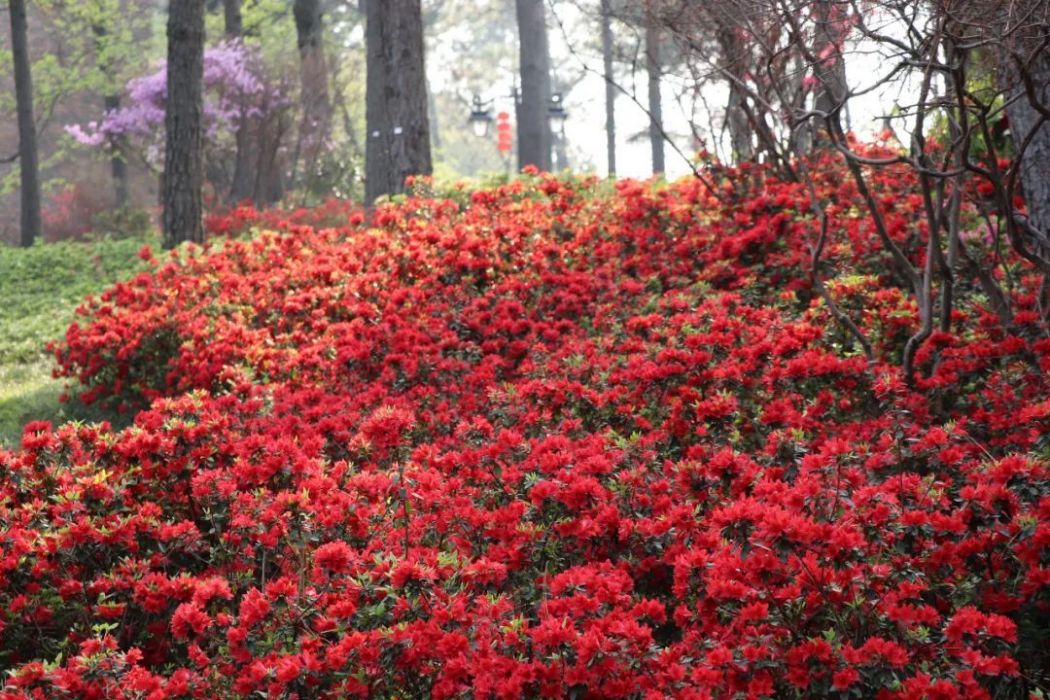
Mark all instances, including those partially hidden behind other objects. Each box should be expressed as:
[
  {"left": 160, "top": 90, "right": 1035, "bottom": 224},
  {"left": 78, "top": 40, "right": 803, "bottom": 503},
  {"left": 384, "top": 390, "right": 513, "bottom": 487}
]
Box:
[{"left": 0, "top": 235, "right": 154, "bottom": 447}]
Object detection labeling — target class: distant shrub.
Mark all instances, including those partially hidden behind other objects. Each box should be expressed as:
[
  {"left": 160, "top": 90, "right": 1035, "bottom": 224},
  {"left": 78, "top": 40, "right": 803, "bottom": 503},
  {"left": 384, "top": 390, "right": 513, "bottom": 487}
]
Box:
[
  {"left": 91, "top": 206, "right": 156, "bottom": 240},
  {"left": 41, "top": 182, "right": 109, "bottom": 242}
]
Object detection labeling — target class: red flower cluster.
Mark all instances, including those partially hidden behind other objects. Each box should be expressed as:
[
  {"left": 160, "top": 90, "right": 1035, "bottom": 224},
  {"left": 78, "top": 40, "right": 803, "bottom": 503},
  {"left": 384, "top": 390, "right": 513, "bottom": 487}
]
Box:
[{"left": 2, "top": 163, "right": 1048, "bottom": 698}]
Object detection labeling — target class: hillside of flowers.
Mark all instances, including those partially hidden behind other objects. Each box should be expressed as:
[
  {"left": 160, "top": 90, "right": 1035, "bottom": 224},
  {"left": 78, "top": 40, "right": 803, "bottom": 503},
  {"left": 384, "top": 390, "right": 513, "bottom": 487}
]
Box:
[{"left": 1, "top": 159, "right": 1048, "bottom": 699}]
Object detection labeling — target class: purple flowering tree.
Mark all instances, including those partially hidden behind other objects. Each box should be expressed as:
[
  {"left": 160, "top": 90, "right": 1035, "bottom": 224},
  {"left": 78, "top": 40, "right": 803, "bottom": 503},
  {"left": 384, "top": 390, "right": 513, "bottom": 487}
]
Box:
[{"left": 67, "top": 40, "right": 292, "bottom": 204}]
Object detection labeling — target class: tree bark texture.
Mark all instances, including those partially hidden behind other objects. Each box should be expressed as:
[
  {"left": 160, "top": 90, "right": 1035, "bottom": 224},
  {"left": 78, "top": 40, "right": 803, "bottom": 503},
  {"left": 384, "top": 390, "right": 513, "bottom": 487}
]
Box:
[
  {"left": 9, "top": 0, "right": 41, "bottom": 247},
  {"left": 223, "top": 0, "right": 242, "bottom": 37},
  {"left": 645, "top": 11, "right": 665, "bottom": 175},
  {"left": 515, "top": 0, "right": 552, "bottom": 171},
  {"left": 716, "top": 25, "right": 754, "bottom": 163},
  {"left": 600, "top": 0, "right": 616, "bottom": 176},
  {"left": 1005, "top": 50, "right": 1050, "bottom": 245},
  {"left": 104, "top": 94, "right": 129, "bottom": 208},
  {"left": 364, "top": 0, "right": 432, "bottom": 204},
  {"left": 293, "top": 0, "right": 332, "bottom": 190},
  {"left": 251, "top": 108, "right": 287, "bottom": 206},
  {"left": 222, "top": 0, "right": 254, "bottom": 203},
  {"left": 813, "top": 0, "right": 848, "bottom": 126},
  {"left": 92, "top": 18, "right": 130, "bottom": 208},
  {"left": 163, "top": 0, "right": 206, "bottom": 249}
]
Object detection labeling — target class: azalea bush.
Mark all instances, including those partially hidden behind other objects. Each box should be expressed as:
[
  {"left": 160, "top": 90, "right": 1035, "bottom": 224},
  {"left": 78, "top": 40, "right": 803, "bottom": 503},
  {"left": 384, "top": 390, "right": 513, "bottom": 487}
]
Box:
[{"left": 1, "top": 159, "right": 1048, "bottom": 698}]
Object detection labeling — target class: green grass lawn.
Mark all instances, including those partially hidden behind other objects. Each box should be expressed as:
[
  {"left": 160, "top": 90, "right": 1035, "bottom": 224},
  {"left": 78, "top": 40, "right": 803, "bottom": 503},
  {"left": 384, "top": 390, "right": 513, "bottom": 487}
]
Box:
[{"left": 0, "top": 234, "right": 156, "bottom": 447}]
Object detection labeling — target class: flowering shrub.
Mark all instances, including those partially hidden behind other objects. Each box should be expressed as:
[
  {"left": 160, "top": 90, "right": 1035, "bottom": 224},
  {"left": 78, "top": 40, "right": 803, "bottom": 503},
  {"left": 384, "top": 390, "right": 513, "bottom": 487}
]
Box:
[
  {"left": 2, "top": 162, "right": 1048, "bottom": 698},
  {"left": 203, "top": 197, "right": 361, "bottom": 239},
  {"left": 40, "top": 183, "right": 109, "bottom": 242}
]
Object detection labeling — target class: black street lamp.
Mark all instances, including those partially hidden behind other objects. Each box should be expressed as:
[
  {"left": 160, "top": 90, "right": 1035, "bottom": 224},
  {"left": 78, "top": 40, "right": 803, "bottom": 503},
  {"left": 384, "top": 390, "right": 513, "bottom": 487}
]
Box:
[
  {"left": 547, "top": 92, "right": 568, "bottom": 134},
  {"left": 467, "top": 87, "right": 570, "bottom": 171},
  {"left": 469, "top": 94, "right": 494, "bottom": 138}
]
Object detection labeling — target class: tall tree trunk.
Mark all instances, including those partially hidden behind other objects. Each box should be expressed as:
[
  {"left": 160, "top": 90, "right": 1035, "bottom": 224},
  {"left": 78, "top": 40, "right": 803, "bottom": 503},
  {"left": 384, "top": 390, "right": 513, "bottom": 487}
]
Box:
[
  {"left": 224, "top": 0, "right": 253, "bottom": 203},
  {"left": 717, "top": 25, "right": 753, "bottom": 163},
  {"left": 105, "top": 94, "right": 129, "bottom": 208},
  {"left": 364, "top": 0, "right": 432, "bottom": 204},
  {"left": 600, "top": 0, "right": 616, "bottom": 177},
  {"left": 515, "top": 0, "right": 552, "bottom": 171},
  {"left": 163, "top": 0, "right": 206, "bottom": 249},
  {"left": 293, "top": 0, "right": 332, "bottom": 192},
  {"left": 813, "top": 0, "right": 848, "bottom": 130},
  {"left": 1005, "top": 50, "right": 1050, "bottom": 245},
  {"left": 223, "top": 0, "right": 242, "bottom": 37},
  {"left": 645, "top": 11, "right": 665, "bottom": 175},
  {"left": 252, "top": 110, "right": 287, "bottom": 206},
  {"left": 92, "top": 19, "right": 130, "bottom": 209},
  {"left": 9, "top": 0, "right": 41, "bottom": 247},
  {"left": 788, "top": 53, "right": 812, "bottom": 157}
]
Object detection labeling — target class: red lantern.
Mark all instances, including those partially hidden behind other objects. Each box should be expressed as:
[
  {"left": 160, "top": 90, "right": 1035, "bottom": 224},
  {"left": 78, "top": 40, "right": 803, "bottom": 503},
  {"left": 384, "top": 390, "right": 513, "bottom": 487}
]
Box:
[{"left": 496, "top": 111, "right": 513, "bottom": 153}]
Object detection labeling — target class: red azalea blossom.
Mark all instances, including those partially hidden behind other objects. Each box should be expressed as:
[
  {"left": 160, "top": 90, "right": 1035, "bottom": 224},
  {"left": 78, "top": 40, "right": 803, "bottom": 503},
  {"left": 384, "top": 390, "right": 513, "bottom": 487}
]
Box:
[{"left": 0, "top": 162, "right": 1047, "bottom": 697}]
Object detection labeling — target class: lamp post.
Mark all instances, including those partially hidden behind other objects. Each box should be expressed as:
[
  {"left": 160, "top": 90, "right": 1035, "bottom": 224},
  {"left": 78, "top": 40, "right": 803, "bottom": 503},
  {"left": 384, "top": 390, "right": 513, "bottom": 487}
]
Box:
[
  {"left": 468, "top": 94, "right": 494, "bottom": 138},
  {"left": 547, "top": 92, "right": 567, "bottom": 134},
  {"left": 547, "top": 93, "right": 568, "bottom": 170},
  {"left": 468, "top": 87, "right": 569, "bottom": 171}
]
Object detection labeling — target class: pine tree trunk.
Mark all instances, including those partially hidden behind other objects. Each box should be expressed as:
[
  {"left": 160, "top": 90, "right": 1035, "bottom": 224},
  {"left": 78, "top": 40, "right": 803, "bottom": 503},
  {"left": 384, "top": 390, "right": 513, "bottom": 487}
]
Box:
[
  {"left": 515, "top": 0, "right": 552, "bottom": 171},
  {"left": 9, "top": 0, "right": 41, "bottom": 247},
  {"left": 600, "top": 0, "right": 616, "bottom": 177},
  {"left": 645, "top": 12, "right": 665, "bottom": 175},
  {"left": 293, "top": 0, "right": 332, "bottom": 192},
  {"left": 163, "top": 0, "right": 206, "bottom": 249},
  {"left": 364, "top": 0, "right": 432, "bottom": 204}
]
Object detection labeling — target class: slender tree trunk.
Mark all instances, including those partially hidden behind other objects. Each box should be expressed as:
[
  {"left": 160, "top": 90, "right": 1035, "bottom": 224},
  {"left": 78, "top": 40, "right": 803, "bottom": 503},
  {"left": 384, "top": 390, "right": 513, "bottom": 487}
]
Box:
[
  {"left": 223, "top": 0, "right": 242, "bottom": 37},
  {"left": 104, "top": 94, "right": 129, "bottom": 208},
  {"left": 163, "top": 0, "right": 206, "bottom": 249},
  {"left": 717, "top": 25, "right": 754, "bottom": 163},
  {"left": 645, "top": 11, "right": 665, "bottom": 175},
  {"left": 9, "top": 0, "right": 41, "bottom": 247},
  {"left": 1005, "top": 50, "right": 1050, "bottom": 244},
  {"left": 92, "top": 18, "right": 130, "bottom": 209},
  {"left": 725, "top": 83, "right": 753, "bottom": 162},
  {"left": 252, "top": 110, "right": 287, "bottom": 206},
  {"left": 364, "top": 0, "right": 432, "bottom": 204},
  {"left": 813, "top": 0, "right": 848, "bottom": 129},
  {"left": 515, "top": 0, "right": 552, "bottom": 171},
  {"left": 789, "top": 53, "right": 812, "bottom": 156},
  {"left": 293, "top": 0, "right": 332, "bottom": 192},
  {"left": 600, "top": 0, "right": 616, "bottom": 177},
  {"left": 224, "top": 0, "right": 254, "bottom": 204}
]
